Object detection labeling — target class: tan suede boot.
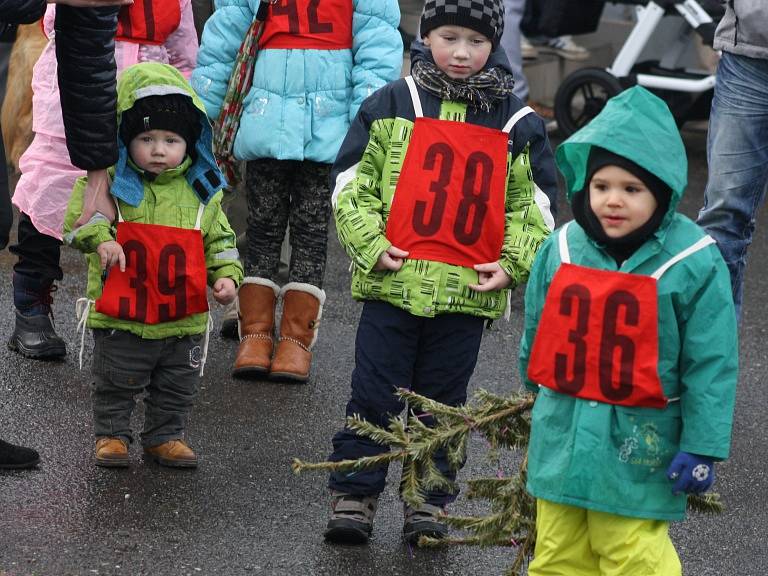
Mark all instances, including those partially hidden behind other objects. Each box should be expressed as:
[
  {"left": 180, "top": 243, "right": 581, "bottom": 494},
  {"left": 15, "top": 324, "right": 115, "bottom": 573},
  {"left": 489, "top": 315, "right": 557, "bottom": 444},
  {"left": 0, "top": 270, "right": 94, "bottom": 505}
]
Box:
[
  {"left": 270, "top": 283, "right": 325, "bottom": 383},
  {"left": 143, "top": 439, "right": 197, "bottom": 469},
  {"left": 232, "top": 278, "right": 280, "bottom": 379},
  {"left": 95, "top": 437, "right": 129, "bottom": 468}
]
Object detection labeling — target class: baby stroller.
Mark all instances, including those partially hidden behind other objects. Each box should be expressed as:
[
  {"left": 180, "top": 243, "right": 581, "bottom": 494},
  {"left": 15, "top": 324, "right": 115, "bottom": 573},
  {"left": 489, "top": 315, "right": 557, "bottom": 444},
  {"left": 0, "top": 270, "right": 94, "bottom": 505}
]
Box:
[{"left": 553, "top": 0, "right": 723, "bottom": 137}]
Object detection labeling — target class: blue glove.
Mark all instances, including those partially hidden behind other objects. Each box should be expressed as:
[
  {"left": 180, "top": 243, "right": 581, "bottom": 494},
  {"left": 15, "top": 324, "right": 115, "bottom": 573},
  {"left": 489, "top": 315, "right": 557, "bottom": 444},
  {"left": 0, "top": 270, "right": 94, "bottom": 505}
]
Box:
[{"left": 666, "top": 452, "right": 715, "bottom": 495}]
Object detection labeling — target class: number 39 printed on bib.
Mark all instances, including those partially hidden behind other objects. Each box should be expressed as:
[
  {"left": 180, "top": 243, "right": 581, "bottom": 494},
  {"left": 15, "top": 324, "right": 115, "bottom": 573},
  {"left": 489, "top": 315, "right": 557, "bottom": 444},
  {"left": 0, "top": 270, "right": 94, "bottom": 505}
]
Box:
[
  {"left": 527, "top": 263, "right": 668, "bottom": 408},
  {"left": 95, "top": 221, "right": 209, "bottom": 325}
]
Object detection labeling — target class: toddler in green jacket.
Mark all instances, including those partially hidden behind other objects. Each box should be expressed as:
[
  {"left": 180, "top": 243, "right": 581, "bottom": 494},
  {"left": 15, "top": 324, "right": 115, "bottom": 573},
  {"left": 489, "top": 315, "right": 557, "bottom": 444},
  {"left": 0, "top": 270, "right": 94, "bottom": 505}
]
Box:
[
  {"left": 64, "top": 63, "right": 243, "bottom": 469},
  {"left": 520, "top": 86, "right": 738, "bottom": 575}
]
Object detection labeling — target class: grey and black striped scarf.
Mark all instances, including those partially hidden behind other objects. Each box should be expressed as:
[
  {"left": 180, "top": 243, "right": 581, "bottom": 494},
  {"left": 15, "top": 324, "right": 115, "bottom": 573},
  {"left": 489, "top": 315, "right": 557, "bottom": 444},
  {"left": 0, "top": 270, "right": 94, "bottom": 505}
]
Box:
[{"left": 411, "top": 59, "right": 516, "bottom": 113}]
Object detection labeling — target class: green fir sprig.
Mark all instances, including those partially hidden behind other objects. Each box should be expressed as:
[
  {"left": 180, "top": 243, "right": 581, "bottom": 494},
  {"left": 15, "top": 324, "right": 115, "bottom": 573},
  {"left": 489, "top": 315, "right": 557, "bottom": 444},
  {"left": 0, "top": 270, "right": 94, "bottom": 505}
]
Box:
[{"left": 292, "top": 388, "right": 723, "bottom": 575}]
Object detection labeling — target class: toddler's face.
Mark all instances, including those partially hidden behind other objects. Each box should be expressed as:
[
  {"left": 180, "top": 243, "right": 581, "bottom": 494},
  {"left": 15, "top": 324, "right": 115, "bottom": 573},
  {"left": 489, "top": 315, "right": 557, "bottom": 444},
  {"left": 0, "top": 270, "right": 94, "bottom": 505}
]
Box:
[
  {"left": 589, "top": 165, "right": 658, "bottom": 239},
  {"left": 423, "top": 25, "right": 492, "bottom": 80},
  {"left": 129, "top": 129, "right": 187, "bottom": 175}
]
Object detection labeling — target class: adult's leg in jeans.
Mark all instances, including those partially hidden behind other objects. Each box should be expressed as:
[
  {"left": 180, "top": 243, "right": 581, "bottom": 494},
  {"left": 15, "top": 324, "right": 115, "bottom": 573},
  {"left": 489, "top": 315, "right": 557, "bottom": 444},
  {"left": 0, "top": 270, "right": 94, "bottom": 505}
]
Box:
[
  {"left": 287, "top": 160, "right": 332, "bottom": 287},
  {"left": 697, "top": 52, "right": 768, "bottom": 318},
  {"left": 500, "top": 0, "right": 529, "bottom": 102},
  {"left": 244, "top": 159, "right": 292, "bottom": 281},
  {"left": 11, "top": 213, "right": 63, "bottom": 285}
]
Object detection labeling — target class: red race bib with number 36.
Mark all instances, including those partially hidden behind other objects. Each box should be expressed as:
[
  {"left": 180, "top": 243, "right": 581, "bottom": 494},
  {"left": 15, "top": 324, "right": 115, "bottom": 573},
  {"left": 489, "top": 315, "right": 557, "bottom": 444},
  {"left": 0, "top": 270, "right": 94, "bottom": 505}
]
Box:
[
  {"left": 96, "top": 221, "right": 209, "bottom": 324},
  {"left": 386, "top": 117, "right": 508, "bottom": 268},
  {"left": 527, "top": 263, "right": 667, "bottom": 408}
]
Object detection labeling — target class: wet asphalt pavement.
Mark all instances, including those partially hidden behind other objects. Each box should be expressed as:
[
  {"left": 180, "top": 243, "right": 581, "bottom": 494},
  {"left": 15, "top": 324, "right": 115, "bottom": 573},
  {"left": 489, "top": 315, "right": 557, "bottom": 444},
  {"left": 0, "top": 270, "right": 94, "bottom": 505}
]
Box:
[{"left": 1, "top": 128, "right": 767, "bottom": 576}]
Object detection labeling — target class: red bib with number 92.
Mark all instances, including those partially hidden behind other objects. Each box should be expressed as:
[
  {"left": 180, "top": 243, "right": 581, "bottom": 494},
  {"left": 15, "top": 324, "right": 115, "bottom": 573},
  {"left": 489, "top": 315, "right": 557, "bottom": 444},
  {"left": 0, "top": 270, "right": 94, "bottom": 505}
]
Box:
[
  {"left": 527, "top": 263, "right": 667, "bottom": 408},
  {"left": 386, "top": 117, "right": 508, "bottom": 268},
  {"left": 95, "top": 221, "right": 209, "bottom": 324}
]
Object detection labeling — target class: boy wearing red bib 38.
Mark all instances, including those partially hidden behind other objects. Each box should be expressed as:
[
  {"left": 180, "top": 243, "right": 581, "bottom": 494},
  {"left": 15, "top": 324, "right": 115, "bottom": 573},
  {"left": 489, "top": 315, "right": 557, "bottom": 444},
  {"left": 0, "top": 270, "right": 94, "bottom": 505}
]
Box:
[
  {"left": 324, "top": 0, "right": 557, "bottom": 545},
  {"left": 64, "top": 63, "right": 244, "bottom": 469},
  {"left": 520, "top": 86, "right": 738, "bottom": 575}
]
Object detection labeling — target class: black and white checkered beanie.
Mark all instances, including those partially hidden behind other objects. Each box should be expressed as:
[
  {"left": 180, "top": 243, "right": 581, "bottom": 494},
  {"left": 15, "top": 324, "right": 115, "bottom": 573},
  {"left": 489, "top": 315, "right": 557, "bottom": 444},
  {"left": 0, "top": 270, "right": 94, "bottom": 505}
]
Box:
[{"left": 420, "top": 0, "right": 505, "bottom": 48}]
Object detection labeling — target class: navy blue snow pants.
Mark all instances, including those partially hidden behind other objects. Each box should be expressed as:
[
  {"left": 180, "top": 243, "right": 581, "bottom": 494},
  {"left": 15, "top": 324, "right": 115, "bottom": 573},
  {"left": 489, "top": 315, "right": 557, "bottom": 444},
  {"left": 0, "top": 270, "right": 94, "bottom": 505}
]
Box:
[{"left": 328, "top": 301, "right": 485, "bottom": 506}]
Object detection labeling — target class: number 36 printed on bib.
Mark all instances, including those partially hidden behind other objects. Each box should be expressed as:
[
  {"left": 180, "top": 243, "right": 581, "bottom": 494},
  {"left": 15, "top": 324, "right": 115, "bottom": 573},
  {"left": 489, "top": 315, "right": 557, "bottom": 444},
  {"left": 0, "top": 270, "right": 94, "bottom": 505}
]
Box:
[{"left": 527, "top": 263, "right": 668, "bottom": 408}]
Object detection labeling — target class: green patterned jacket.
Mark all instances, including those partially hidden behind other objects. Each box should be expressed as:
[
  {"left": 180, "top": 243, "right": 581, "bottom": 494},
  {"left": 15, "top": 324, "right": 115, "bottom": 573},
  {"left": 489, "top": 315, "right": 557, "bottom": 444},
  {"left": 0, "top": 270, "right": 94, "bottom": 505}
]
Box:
[{"left": 330, "top": 76, "right": 556, "bottom": 319}]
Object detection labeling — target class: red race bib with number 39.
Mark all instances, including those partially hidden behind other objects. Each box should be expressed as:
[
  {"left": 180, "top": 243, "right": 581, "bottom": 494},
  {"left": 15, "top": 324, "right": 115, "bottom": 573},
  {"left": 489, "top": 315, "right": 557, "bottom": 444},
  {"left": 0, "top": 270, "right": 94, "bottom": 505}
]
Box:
[
  {"left": 260, "top": 0, "right": 353, "bottom": 50},
  {"left": 527, "top": 263, "right": 667, "bottom": 408},
  {"left": 95, "top": 221, "right": 209, "bottom": 324},
  {"left": 386, "top": 117, "right": 508, "bottom": 268}
]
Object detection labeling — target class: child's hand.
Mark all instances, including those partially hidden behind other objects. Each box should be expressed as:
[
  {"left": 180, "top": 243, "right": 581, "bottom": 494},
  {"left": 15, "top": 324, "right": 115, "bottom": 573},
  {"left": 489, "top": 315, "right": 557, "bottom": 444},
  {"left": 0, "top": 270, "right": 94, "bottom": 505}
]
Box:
[
  {"left": 212, "top": 278, "right": 237, "bottom": 305},
  {"left": 666, "top": 451, "right": 715, "bottom": 495},
  {"left": 469, "top": 262, "right": 512, "bottom": 292},
  {"left": 96, "top": 240, "right": 125, "bottom": 272},
  {"left": 374, "top": 245, "right": 409, "bottom": 272}
]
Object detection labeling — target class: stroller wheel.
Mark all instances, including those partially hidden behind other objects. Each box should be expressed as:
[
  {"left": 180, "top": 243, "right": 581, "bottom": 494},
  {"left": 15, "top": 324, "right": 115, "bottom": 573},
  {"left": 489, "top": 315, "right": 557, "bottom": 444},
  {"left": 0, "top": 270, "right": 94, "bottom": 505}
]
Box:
[{"left": 554, "top": 68, "right": 624, "bottom": 137}]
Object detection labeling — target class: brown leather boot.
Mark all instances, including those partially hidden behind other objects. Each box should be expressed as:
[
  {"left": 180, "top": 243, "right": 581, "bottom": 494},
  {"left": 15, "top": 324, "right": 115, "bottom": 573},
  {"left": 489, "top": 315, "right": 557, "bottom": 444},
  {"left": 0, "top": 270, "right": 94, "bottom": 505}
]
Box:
[
  {"left": 95, "top": 437, "right": 129, "bottom": 468},
  {"left": 143, "top": 439, "right": 197, "bottom": 468},
  {"left": 270, "top": 283, "right": 325, "bottom": 383},
  {"left": 232, "top": 278, "right": 280, "bottom": 379}
]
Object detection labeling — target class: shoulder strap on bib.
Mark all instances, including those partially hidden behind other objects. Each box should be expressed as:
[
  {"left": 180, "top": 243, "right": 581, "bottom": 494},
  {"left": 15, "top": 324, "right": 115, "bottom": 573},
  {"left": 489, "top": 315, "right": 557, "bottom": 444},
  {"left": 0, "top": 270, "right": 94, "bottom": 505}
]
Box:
[
  {"left": 651, "top": 235, "right": 716, "bottom": 280},
  {"left": 558, "top": 222, "right": 572, "bottom": 264},
  {"left": 405, "top": 76, "right": 424, "bottom": 119},
  {"left": 502, "top": 106, "right": 534, "bottom": 134}
]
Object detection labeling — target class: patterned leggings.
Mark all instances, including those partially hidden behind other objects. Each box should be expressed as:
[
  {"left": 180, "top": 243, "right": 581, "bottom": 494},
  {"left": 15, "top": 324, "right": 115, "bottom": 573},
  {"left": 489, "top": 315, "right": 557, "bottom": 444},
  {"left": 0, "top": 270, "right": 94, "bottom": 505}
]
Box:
[{"left": 244, "top": 159, "right": 331, "bottom": 287}]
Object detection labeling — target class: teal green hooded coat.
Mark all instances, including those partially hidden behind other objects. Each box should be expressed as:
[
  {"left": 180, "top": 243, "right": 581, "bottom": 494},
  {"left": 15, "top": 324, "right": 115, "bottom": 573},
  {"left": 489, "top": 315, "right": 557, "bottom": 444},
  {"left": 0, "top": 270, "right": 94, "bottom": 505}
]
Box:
[
  {"left": 64, "top": 63, "right": 244, "bottom": 339},
  {"left": 519, "top": 87, "right": 738, "bottom": 521}
]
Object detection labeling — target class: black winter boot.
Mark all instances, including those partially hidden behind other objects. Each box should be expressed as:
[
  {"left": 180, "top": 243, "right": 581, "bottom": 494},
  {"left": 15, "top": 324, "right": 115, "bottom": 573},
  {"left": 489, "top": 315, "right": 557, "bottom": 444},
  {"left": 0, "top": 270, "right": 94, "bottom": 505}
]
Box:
[
  {"left": 9, "top": 275, "right": 66, "bottom": 360},
  {"left": 0, "top": 439, "right": 40, "bottom": 469},
  {"left": 8, "top": 311, "right": 67, "bottom": 359}
]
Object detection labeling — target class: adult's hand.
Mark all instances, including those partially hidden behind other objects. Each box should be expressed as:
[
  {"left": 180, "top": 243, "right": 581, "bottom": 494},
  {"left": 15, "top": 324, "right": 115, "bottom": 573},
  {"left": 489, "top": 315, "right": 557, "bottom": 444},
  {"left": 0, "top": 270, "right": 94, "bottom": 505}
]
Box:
[
  {"left": 47, "top": 0, "right": 133, "bottom": 6},
  {"left": 75, "top": 169, "right": 116, "bottom": 227}
]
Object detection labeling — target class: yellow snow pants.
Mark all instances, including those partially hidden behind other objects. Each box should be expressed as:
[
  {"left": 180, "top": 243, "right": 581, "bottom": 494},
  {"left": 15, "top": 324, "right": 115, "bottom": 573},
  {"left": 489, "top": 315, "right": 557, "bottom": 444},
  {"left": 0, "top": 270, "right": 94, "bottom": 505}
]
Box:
[{"left": 527, "top": 499, "right": 682, "bottom": 576}]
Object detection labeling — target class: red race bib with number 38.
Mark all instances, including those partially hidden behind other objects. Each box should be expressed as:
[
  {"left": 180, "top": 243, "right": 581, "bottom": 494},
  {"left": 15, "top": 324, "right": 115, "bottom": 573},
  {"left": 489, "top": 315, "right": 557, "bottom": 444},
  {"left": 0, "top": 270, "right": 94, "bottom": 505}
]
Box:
[
  {"left": 527, "top": 263, "right": 667, "bottom": 408},
  {"left": 386, "top": 117, "right": 508, "bottom": 268},
  {"left": 95, "top": 221, "right": 209, "bottom": 324}
]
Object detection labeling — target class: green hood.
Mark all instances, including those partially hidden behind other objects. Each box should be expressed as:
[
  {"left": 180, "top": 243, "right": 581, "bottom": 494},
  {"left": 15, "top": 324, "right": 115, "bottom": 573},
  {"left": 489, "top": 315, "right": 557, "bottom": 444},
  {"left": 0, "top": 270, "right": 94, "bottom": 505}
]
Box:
[
  {"left": 111, "top": 62, "right": 225, "bottom": 207},
  {"left": 556, "top": 87, "right": 687, "bottom": 215},
  {"left": 117, "top": 62, "right": 206, "bottom": 117}
]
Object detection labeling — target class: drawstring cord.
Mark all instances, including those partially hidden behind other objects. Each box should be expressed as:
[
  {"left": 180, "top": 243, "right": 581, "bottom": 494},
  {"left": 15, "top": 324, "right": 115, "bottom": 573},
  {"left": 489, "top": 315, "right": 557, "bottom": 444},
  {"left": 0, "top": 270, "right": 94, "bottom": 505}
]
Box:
[
  {"left": 75, "top": 298, "right": 94, "bottom": 370},
  {"left": 199, "top": 312, "right": 214, "bottom": 377}
]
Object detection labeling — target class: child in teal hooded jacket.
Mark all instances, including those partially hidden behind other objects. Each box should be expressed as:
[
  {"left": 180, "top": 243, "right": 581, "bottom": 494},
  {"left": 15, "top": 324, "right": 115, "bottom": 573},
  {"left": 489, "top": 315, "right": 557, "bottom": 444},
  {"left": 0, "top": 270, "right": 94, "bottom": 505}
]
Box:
[{"left": 519, "top": 87, "right": 738, "bottom": 574}]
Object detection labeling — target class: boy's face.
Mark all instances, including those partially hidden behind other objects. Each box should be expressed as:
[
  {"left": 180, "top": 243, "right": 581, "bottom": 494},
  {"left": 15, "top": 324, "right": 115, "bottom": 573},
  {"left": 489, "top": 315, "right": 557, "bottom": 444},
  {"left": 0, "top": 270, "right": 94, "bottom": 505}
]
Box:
[
  {"left": 589, "top": 165, "right": 659, "bottom": 239},
  {"left": 423, "top": 25, "right": 492, "bottom": 80},
  {"left": 129, "top": 129, "right": 187, "bottom": 175}
]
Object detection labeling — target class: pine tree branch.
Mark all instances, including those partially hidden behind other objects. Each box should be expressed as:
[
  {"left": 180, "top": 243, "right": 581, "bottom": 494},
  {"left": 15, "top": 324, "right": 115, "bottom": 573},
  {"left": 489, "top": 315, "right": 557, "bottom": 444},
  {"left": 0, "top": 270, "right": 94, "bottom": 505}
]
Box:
[
  {"left": 291, "top": 450, "right": 406, "bottom": 475},
  {"left": 687, "top": 492, "right": 724, "bottom": 514}
]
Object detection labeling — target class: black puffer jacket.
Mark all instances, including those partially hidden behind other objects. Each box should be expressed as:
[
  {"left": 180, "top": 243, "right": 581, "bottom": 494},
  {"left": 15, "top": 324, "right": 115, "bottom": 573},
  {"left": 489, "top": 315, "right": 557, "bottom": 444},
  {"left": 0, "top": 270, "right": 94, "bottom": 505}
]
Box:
[
  {"left": 55, "top": 6, "right": 120, "bottom": 170},
  {"left": 0, "top": 0, "right": 46, "bottom": 32}
]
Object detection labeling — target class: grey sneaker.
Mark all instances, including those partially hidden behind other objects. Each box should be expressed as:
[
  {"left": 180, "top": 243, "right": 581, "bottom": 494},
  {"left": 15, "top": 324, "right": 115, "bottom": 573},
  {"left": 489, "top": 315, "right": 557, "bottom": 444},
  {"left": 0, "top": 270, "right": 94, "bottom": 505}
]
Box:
[
  {"left": 403, "top": 502, "right": 448, "bottom": 544},
  {"left": 324, "top": 491, "right": 379, "bottom": 545}
]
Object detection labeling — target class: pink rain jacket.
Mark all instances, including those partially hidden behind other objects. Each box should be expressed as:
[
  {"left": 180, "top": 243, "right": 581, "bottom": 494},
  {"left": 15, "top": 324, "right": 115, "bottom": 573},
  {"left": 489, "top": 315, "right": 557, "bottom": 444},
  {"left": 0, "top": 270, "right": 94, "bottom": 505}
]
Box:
[{"left": 12, "top": 1, "right": 198, "bottom": 240}]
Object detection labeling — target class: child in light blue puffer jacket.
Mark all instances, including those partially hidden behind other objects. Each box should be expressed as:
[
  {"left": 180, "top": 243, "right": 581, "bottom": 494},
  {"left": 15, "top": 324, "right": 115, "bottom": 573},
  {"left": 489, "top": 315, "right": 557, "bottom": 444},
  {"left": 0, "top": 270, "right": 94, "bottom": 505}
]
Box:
[{"left": 192, "top": 0, "right": 402, "bottom": 383}]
